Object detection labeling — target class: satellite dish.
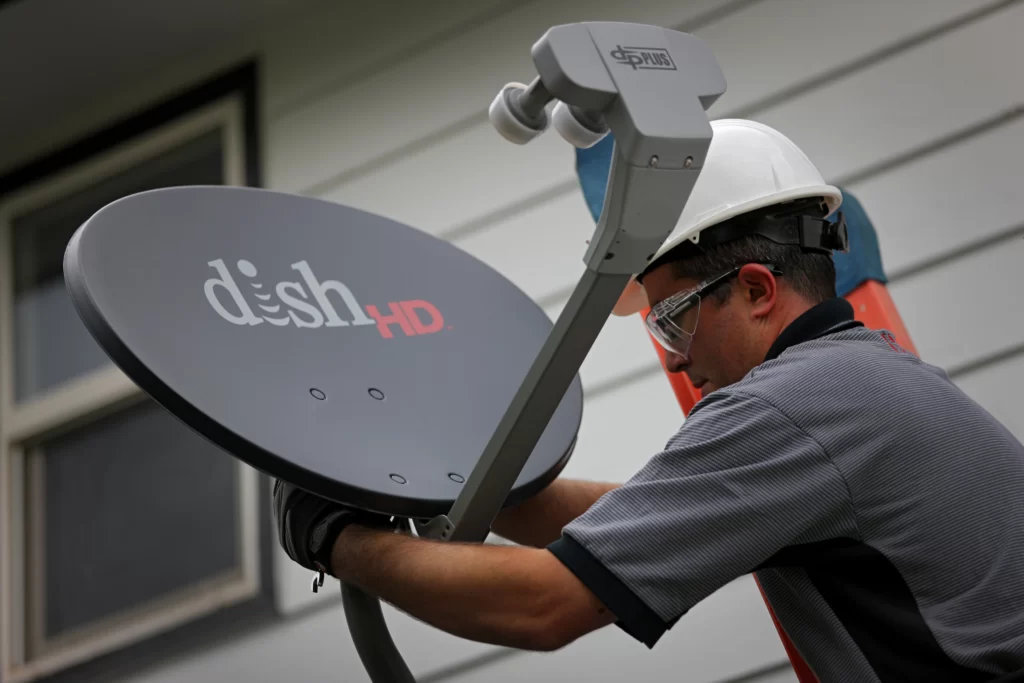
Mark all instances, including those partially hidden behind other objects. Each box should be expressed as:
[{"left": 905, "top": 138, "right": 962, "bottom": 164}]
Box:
[{"left": 64, "top": 185, "right": 582, "bottom": 519}]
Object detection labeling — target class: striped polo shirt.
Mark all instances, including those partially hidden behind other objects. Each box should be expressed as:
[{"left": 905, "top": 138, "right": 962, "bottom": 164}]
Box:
[{"left": 548, "top": 298, "right": 1024, "bottom": 682}]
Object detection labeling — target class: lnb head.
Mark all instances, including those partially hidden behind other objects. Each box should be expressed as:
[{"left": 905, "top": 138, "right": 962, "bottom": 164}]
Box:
[
  {"left": 488, "top": 78, "right": 609, "bottom": 149},
  {"left": 488, "top": 80, "right": 551, "bottom": 145},
  {"left": 552, "top": 101, "right": 609, "bottom": 148},
  {"left": 492, "top": 21, "right": 727, "bottom": 167}
]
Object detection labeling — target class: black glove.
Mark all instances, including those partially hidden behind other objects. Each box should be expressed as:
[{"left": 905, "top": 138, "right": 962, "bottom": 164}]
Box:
[{"left": 272, "top": 479, "right": 393, "bottom": 581}]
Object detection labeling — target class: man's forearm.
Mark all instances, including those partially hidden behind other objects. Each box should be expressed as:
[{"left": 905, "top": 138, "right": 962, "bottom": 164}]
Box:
[
  {"left": 331, "top": 525, "right": 613, "bottom": 651},
  {"left": 491, "top": 478, "right": 619, "bottom": 548}
]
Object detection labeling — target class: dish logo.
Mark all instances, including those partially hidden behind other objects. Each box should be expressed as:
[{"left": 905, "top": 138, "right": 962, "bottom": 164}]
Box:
[{"left": 204, "top": 258, "right": 444, "bottom": 339}]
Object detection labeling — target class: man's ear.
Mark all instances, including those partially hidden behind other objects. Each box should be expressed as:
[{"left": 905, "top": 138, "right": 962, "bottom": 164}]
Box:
[{"left": 737, "top": 264, "right": 778, "bottom": 319}]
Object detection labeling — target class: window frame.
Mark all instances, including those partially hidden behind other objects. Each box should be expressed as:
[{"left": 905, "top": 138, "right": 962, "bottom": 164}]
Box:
[{"left": 0, "top": 63, "right": 271, "bottom": 683}]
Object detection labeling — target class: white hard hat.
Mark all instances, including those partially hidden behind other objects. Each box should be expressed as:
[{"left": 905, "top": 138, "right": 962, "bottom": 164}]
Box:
[{"left": 613, "top": 118, "right": 843, "bottom": 316}]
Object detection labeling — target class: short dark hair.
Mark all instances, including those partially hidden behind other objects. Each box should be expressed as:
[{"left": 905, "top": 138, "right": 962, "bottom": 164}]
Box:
[{"left": 647, "top": 233, "right": 837, "bottom": 304}]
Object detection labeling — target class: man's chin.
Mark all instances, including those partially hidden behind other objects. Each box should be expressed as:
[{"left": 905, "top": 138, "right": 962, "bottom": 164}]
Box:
[
  {"left": 695, "top": 377, "right": 725, "bottom": 394},
  {"left": 690, "top": 376, "right": 706, "bottom": 390}
]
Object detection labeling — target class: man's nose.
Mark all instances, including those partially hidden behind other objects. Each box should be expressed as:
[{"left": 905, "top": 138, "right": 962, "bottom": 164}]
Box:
[{"left": 665, "top": 351, "right": 689, "bottom": 373}]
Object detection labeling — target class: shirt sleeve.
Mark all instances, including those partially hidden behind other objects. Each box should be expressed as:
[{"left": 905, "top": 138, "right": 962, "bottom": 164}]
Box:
[{"left": 547, "top": 389, "right": 856, "bottom": 648}]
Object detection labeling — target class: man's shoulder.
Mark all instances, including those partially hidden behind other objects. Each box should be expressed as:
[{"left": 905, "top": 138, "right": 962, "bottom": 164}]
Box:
[
  {"left": 737, "top": 327, "right": 931, "bottom": 391},
  {"left": 692, "top": 327, "right": 945, "bottom": 422}
]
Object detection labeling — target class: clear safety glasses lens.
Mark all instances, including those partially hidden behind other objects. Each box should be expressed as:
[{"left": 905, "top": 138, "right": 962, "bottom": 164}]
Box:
[{"left": 646, "top": 295, "right": 701, "bottom": 359}]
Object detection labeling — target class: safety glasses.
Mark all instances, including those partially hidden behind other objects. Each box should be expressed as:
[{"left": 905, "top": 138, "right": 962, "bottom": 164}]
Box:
[{"left": 644, "top": 263, "right": 782, "bottom": 359}]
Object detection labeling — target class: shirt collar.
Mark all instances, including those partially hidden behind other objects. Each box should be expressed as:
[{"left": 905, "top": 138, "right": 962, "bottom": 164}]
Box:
[{"left": 764, "top": 298, "right": 863, "bottom": 362}]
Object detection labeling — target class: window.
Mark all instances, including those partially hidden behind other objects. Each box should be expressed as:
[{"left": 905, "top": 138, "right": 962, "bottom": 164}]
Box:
[{"left": 1, "top": 72, "right": 265, "bottom": 683}]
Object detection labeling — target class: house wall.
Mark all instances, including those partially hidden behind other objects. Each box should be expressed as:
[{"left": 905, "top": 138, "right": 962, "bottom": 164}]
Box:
[{"left": 14, "top": 0, "right": 1022, "bottom": 681}]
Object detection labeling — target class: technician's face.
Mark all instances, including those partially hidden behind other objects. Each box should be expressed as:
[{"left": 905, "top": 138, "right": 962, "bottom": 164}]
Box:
[{"left": 641, "top": 265, "right": 757, "bottom": 395}]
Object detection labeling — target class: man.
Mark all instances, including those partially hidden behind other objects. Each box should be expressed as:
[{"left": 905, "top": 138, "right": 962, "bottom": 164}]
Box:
[{"left": 274, "top": 119, "right": 1024, "bottom": 681}]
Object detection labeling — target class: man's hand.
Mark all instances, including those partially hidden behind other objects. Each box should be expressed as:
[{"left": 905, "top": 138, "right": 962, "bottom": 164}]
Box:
[{"left": 272, "top": 479, "right": 393, "bottom": 577}]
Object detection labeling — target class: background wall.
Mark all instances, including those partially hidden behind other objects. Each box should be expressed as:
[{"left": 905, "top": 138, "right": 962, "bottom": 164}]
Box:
[
  {"left": 150, "top": 0, "right": 1024, "bottom": 680},
  {"left": 3, "top": 0, "right": 1022, "bottom": 681}
]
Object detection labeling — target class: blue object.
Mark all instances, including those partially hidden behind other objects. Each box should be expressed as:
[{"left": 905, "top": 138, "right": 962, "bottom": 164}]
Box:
[
  {"left": 573, "top": 138, "right": 888, "bottom": 297},
  {"left": 831, "top": 189, "right": 888, "bottom": 297},
  {"left": 575, "top": 134, "right": 616, "bottom": 223}
]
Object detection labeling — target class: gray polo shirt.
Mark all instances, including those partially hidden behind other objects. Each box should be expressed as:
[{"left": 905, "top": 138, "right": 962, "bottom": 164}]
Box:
[{"left": 548, "top": 298, "right": 1024, "bottom": 682}]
